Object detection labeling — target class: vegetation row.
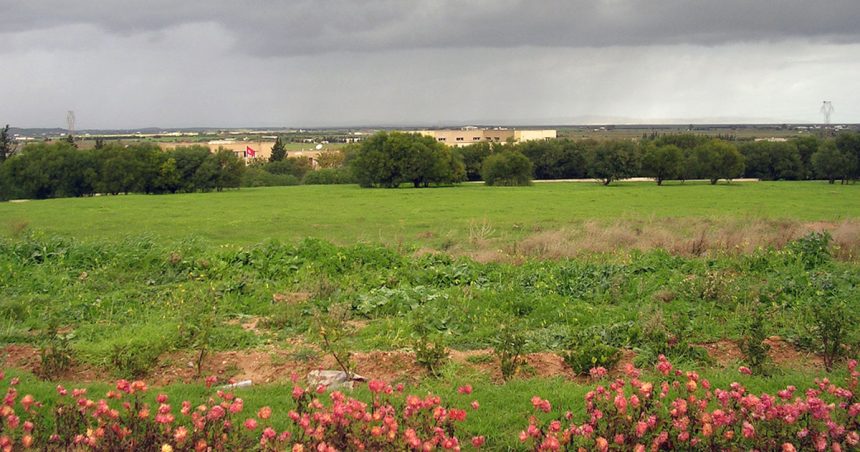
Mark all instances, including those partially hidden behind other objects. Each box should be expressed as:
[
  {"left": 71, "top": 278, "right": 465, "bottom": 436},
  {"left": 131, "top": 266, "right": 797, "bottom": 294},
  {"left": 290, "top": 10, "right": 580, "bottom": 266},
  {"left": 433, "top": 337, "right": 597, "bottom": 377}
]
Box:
[
  {"left": 1, "top": 231, "right": 856, "bottom": 381},
  {"left": 2, "top": 127, "right": 860, "bottom": 200}
]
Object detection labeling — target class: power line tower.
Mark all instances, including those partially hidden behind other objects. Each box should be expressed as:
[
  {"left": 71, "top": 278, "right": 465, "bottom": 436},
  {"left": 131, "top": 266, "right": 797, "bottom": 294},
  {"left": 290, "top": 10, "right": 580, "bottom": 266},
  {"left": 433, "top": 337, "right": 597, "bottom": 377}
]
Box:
[
  {"left": 66, "top": 110, "right": 76, "bottom": 135},
  {"left": 820, "top": 101, "right": 834, "bottom": 126}
]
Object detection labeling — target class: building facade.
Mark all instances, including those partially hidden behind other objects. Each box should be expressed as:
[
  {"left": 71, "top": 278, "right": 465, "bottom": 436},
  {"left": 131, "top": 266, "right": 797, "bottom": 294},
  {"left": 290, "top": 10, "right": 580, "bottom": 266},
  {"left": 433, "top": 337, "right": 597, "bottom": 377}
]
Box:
[{"left": 414, "top": 128, "right": 556, "bottom": 147}]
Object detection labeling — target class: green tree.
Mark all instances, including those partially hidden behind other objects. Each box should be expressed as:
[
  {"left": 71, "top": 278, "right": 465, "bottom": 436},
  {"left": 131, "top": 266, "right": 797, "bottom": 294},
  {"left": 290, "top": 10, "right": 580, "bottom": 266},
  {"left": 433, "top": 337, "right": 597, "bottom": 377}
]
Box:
[
  {"left": 641, "top": 143, "right": 683, "bottom": 185},
  {"left": 0, "top": 124, "right": 16, "bottom": 162},
  {"left": 481, "top": 150, "right": 533, "bottom": 186},
  {"left": 738, "top": 141, "right": 803, "bottom": 180},
  {"left": 269, "top": 136, "right": 287, "bottom": 162},
  {"left": 692, "top": 140, "right": 745, "bottom": 184},
  {"left": 835, "top": 131, "right": 860, "bottom": 181},
  {"left": 212, "top": 148, "right": 245, "bottom": 191},
  {"left": 587, "top": 140, "right": 641, "bottom": 185},
  {"left": 350, "top": 131, "right": 461, "bottom": 188},
  {"left": 791, "top": 135, "right": 820, "bottom": 179},
  {"left": 812, "top": 141, "right": 850, "bottom": 184}
]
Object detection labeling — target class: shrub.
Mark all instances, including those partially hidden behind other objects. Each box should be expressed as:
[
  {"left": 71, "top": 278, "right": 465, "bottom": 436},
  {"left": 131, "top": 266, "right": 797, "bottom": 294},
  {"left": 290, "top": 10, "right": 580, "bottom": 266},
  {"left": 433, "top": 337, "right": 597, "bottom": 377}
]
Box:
[
  {"left": 795, "top": 273, "right": 857, "bottom": 371},
  {"left": 109, "top": 342, "right": 162, "bottom": 378},
  {"left": 481, "top": 150, "right": 533, "bottom": 186},
  {"left": 737, "top": 301, "right": 771, "bottom": 375},
  {"left": 302, "top": 167, "right": 355, "bottom": 185},
  {"left": 785, "top": 231, "right": 832, "bottom": 269},
  {"left": 562, "top": 341, "right": 621, "bottom": 375},
  {"left": 37, "top": 321, "right": 74, "bottom": 380},
  {"left": 492, "top": 322, "right": 527, "bottom": 381},
  {"left": 312, "top": 303, "right": 356, "bottom": 378}
]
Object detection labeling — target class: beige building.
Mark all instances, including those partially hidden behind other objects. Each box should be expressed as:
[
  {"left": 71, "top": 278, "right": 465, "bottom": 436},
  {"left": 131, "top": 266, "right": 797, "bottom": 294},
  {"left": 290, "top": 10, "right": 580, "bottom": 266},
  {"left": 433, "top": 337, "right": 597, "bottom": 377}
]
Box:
[
  {"left": 414, "top": 128, "right": 556, "bottom": 147},
  {"left": 157, "top": 140, "right": 325, "bottom": 166}
]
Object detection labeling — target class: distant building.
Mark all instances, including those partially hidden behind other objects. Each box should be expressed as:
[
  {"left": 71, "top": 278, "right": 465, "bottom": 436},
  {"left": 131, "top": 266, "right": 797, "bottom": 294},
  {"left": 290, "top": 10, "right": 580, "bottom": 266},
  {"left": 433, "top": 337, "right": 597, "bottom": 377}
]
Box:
[{"left": 413, "top": 128, "right": 557, "bottom": 147}]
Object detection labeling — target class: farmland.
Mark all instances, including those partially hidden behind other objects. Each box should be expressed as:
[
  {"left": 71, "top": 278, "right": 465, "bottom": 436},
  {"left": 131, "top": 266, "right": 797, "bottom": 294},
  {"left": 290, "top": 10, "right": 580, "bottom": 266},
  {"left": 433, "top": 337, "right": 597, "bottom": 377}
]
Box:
[{"left": 1, "top": 181, "right": 859, "bottom": 449}]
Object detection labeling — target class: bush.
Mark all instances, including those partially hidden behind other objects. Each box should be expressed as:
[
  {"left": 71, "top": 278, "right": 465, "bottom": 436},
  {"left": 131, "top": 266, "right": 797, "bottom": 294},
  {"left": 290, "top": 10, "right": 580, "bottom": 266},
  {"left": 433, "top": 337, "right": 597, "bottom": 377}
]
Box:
[
  {"left": 785, "top": 231, "right": 832, "bottom": 269},
  {"left": 481, "top": 150, "right": 533, "bottom": 186},
  {"left": 562, "top": 341, "right": 621, "bottom": 375},
  {"left": 302, "top": 167, "right": 355, "bottom": 185},
  {"left": 492, "top": 322, "right": 527, "bottom": 381},
  {"left": 240, "top": 167, "right": 300, "bottom": 187}
]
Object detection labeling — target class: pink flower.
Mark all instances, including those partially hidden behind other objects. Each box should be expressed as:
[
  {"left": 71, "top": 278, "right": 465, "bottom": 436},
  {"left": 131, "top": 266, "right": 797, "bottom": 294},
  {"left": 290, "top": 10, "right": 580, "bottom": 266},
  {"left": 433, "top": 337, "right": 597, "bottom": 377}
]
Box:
[
  {"left": 205, "top": 376, "right": 217, "bottom": 388},
  {"left": 739, "top": 366, "right": 753, "bottom": 375},
  {"left": 207, "top": 405, "right": 226, "bottom": 421},
  {"left": 156, "top": 393, "right": 168, "bottom": 404},
  {"left": 471, "top": 400, "right": 480, "bottom": 410},
  {"left": 244, "top": 418, "right": 258, "bottom": 430},
  {"left": 742, "top": 421, "right": 755, "bottom": 439},
  {"left": 595, "top": 436, "right": 609, "bottom": 452},
  {"left": 258, "top": 406, "right": 272, "bottom": 420},
  {"left": 614, "top": 394, "right": 627, "bottom": 414},
  {"left": 174, "top": 426, "right": 188, "bottom": 444},
  {"left": 589, "top": 366, "right": 608, "bottom": 379},
  {"left": 471, "top": 436, "right": 485, "bottom": 447},
  {"left": 458, "top": 385, "right": 473, "bottom": 395},
  {"left": 292, "top": 386, "right": 305, "bottom": 400},
  {"left": 531, "top": 396, "right": 551, "bottom": 413},
  {"left": 368, "top": 380, "right": 385, "bottom": 393}
]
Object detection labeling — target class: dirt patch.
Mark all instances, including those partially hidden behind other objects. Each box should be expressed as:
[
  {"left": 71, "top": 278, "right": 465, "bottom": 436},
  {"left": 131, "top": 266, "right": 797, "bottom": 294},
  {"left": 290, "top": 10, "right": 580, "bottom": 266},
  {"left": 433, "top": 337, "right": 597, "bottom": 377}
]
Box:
[
  {"left": 0, "top": 339, "right": 831, "bottom": 387},
  {"left": 695, "top": 338, "right": 824, "bottom": 369},
  {"left": 272, "top": 292, "right": 312, "bottom": 304}
]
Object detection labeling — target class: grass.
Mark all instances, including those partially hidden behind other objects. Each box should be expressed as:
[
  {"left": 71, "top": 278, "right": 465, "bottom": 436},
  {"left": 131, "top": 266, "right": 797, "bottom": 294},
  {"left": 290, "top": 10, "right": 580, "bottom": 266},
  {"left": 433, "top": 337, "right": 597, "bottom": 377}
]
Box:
[
  {"left": 1, "top": 182, "right": 859, "bottom": 447},
  {"left": 1, "top": 182, "right": 858, "bottom": 249}
]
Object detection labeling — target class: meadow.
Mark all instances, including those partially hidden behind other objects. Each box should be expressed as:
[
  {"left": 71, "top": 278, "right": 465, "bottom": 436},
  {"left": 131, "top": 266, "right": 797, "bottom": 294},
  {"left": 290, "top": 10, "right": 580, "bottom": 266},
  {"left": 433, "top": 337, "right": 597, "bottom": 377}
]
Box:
[{"left": 1, "top": 181, "right": 859, "bottom": 449}]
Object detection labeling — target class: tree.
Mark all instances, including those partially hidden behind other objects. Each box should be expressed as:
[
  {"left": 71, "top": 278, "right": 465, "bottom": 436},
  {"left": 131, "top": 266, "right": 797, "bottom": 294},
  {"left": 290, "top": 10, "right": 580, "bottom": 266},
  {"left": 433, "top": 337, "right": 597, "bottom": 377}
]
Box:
[
  {"left": 212, "top": 148, "right": 245, "bottom": 191},
  {"left": 587, "top": 140, "right": 641, "bottom": 185},
  {"left": 0, "top": 124, "right": 16, "bottom": 163},
  {"left": 812, "top": 141, "right": 851, "bottom": 184},
  {"left": 738, "top": 141, "right": 803, "bottom": 180},
  {"left": 457, "top": 142, "right": 495, "bottom": 181},
  {"left": 481, "top": 150, "right": 533, "bottom": 186},
  {"left": 692, "top": 140, "right": 744, "bottom": 184},
  {"left": 269, "top": 136, "right": 286, "bottom": 162},
  {"left": 792, "top": 135, "right": 820, "bottom": 179},
  {"left": 835, "top": 131, "right": 860, "bottom": 181},
  {"left": 350, "top": 131, "right": 462, "bottom": 188},
  {"left": 641, "top": 143, "right": 683, "bottom": 185}
]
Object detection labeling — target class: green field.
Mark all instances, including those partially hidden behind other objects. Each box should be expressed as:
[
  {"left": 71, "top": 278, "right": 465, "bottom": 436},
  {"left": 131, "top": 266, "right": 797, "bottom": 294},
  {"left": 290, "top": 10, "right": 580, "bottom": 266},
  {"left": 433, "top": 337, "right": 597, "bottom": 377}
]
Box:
[
  {"left": 2, "top": 182, "right": 858, "bottom": 247},
  {"left": 1, "top": 182, "right": 859, "bottom": 449}
]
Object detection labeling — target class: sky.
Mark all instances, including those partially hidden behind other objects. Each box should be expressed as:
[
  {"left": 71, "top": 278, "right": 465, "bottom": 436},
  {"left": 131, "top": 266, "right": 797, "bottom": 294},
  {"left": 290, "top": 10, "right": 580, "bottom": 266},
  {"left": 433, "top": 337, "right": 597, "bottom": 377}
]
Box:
[{"left": 2, "top": 0, "right": 859, "bottom": 129}]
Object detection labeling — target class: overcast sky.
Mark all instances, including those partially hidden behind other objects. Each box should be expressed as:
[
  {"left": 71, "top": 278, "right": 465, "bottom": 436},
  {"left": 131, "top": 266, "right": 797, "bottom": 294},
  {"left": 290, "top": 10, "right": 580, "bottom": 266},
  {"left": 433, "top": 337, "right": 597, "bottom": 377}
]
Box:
[{"left": 2, "top": 0, "right": 859, "bottom": 129}]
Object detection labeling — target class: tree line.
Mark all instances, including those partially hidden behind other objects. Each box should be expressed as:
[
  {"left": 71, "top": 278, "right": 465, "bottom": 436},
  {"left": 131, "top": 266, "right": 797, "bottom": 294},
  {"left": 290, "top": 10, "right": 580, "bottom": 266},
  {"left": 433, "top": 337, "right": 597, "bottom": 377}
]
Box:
[
  {"left": 451, "top": 131, "right": 860, "bottom": 186},
  {"left": 2, "top": 129, "right": 858, "bottom": 200},
  {"left": 0, "top": 141, "right": 245, "bottom": 200}
]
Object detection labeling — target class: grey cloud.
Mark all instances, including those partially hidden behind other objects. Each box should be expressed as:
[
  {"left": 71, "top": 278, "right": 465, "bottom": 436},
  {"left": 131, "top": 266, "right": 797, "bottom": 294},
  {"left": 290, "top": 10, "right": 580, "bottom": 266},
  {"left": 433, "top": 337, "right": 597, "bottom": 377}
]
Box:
[{"left": 4, "top": 0, "right": 860, "bottom": 56}]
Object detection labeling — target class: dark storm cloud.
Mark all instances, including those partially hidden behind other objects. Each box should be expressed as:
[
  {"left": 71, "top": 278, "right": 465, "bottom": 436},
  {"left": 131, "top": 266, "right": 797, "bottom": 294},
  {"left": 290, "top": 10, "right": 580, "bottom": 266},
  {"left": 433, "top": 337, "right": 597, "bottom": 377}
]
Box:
[{"left": 5, "top": 0, "right": 860, "bottom": 55}]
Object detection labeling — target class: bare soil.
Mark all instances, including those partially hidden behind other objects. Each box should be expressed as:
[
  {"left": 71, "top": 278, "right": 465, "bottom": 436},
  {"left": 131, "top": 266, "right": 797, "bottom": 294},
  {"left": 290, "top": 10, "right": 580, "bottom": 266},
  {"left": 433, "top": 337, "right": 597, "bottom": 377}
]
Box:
[{"left": 1, "top": 337, "right": 826, "bottom": 387}]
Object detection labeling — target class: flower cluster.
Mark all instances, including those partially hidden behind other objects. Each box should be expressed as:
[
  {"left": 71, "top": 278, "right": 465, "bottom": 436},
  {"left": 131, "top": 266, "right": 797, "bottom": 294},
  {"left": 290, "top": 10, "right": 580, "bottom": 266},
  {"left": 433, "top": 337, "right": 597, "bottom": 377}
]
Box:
[
  {"left": 520, "top": 357, "right": 860, "bottom": 451},
  {"left": 0, "top": 373, "right": 476, "bottom": 451}
]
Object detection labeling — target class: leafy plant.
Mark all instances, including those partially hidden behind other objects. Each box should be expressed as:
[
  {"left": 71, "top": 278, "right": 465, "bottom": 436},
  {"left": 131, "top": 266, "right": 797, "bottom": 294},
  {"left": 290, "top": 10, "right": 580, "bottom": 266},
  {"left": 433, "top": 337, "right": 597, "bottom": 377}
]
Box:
[
  {"left": 37, "top": 320, "right": 74, "bottom": 380},
  {"left": 737, "top": 300, "right": 771, "bottom": 375},
  {"left": 795, "top": 272, "right": 856, "bottom": 371},
  {"left": 109, "top": 342, "right": 161, "bottom": 378},
  {"left": 785, "top": 231, "right": 832, "bottom": 269},
  {"left": 411, "top": 309, "right": 449, "bottom": 377},
  {"left": 492, "top": 322, "right": 527, "bottom": 381},
  {"left": 312, "top": 303, "right": 356, "bottom": 378},
  {"left": 177, "top": 291, "right": 218, "bottom": 378},
  {"left": 562, "top": 342, "right": 621, "bottom": 375}
]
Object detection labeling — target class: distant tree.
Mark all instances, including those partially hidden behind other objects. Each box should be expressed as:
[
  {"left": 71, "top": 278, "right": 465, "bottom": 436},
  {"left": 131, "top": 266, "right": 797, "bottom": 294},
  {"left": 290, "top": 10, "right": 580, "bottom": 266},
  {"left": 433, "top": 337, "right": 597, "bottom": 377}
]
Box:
[
  {"left": 587, "top": 140, "right": 641, "bottom": 185},
  {"left": 457, "top": 142, "right": 496, "bottom": 181},
  {"left": 155, "top": 157, "right": 181, "bottom": 193},
  {"left": 269, "top": 136, "right": 286, "bottom": 162},
  {"left": 791, "top": 135, "right": 820, "bottom": 178},
  {"left": 266, "top": 157, "right": 312, "bottom": 179},
  {"left": 655, "top": 133, "right": 709, "bottom": 150},
  {"left": 350, "top": 131, "right": 462, "bottom": 188},
  {"left": 835, "top": 131, "right": 860, "bottom": 181},
  {"left": 170, "top": 146, "right": 211, "bottom": 192},
  {"left": 212, "top": 148, "right": 245, "bottom": 190},
  {"left": 519, "top": 139, "right": 589, "bottom": 180},
  {"left": 481, "top": 150, "right": 533, "bottom": 186},
  {"left": 692, "top": 140, "right": 745, "bottom": 184},
  {"left": 64, "top": 133, "right": 77, "bottom": 148},
  {"left": 0, "top": 124, "right": 16, "bottom": 162},
  {"left": 315, "top": 150, "right": 345, "bottom": 169},
  {"left": 812, "top": 141, "right": 851, "bottom": 184},
  {"left": 641, "top": 143, "right": 683, "bottom": 185},
  {"left": 738, "top": 141, "right": 803, "bottom": 180}
]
